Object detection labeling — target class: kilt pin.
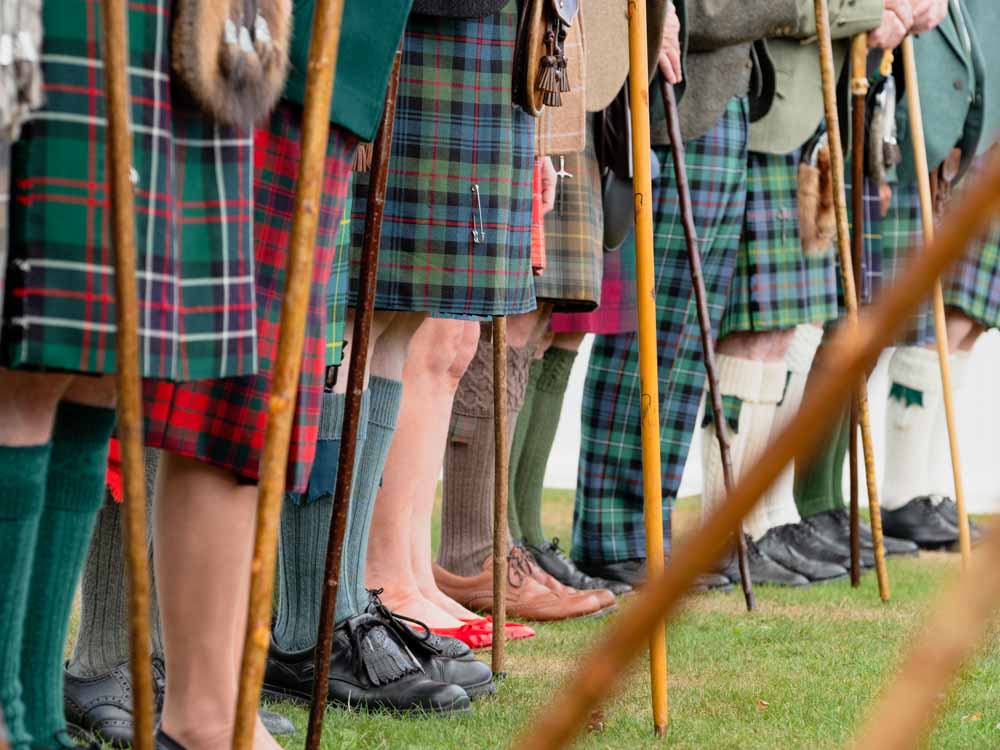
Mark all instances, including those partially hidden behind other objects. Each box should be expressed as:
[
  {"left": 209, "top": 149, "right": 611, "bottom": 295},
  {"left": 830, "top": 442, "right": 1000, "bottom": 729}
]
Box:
[
  {"left": 346, "top": 5, "right": 536, "bottom": 321},
  {"left": 720, "top": 150, "right": 839, "bottom": 337},
  {"left": 143, "top": 105, "right": 357, "bottom": 494},
  {"left": 1, "top": 0, "right": 255, "bottom": 381},
  {"left": 572, "top": 97, "right": 749, "bottom": 566}
]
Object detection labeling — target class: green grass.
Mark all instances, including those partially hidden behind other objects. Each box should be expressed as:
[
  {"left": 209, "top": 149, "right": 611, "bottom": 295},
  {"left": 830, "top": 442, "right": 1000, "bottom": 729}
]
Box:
[{"left": 74, "top": 492, "right": 1000, "bottom": 749}]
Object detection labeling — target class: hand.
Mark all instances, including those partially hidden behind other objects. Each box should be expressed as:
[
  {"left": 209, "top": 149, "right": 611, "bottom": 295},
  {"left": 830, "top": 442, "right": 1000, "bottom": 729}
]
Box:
[
  {"left": 658, "top": 2, "right": 682, "bottom": 84},
  {"left": 868, "top": 0, "right": 913, "bottom": 50},
  {"left": 539, "top": 156, "right": 557, "bottom": 215},
  {"left": 911, "top": 0, "right": 948, "bottom": 34}
]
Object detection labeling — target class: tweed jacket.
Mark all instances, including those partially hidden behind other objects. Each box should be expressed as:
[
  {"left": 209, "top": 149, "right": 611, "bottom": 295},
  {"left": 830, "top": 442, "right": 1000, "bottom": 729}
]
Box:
[
  {"left": 652, "top": 0, "right": 812, "bottom": 145},
  {"left": 963, "top": 0, "right": 1000, "bottom": 153},
  {"left": 896, "top": 0, "right": 985, "bottom": 183},
  {"left": 749, "top": 0, "right": 883, "bottom": 154}
]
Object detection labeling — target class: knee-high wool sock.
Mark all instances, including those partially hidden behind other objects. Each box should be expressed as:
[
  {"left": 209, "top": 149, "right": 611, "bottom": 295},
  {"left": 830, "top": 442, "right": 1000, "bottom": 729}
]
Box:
[
  {"left": 21, "top": 402, "right": 116, "bottom": 747},
  {"left": 515, "top": 346, "right": 577, "bottom": 548},
  {"left": 507, "top": 359, "right": 542, "bottom": 543},
  {"left": 68, "top": 449, "right": 163, "bottom": 678},
  {"left": 882, "top": 346, "right": 942, "bottom": 510},
  {"left": 701, "top": 357, "right": 785, "bottom": 531},
  {"left": 438, "top": 337, "right": 534, "bottom": 577},
  {"left": 743, "top": 327, "right": 822, "bottom": 539},
  {"left": 347, "top": 376, "right": 402, "bottom": 612},
  {"left": 0, "top": 444, "right": 50, "bottom": 749},
  {"left": 273, "top": 391, "right": 369, "bottom": 652},
  {"left": 926, "top": 351, "right": 970, "bottom": 498}
]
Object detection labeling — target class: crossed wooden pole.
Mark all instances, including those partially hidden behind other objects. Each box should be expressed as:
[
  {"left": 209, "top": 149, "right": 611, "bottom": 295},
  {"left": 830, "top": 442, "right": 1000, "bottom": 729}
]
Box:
[
  {"left": 516, "top": 131, "right": 1000, "bottom": 750},
  {"left": 101, "top": 1, "right": 154, "bottom": 748}
]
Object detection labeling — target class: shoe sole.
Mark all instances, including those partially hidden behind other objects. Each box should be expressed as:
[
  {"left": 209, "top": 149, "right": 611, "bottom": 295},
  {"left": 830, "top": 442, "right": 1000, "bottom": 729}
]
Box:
[
  {"left": 67, "top": 720, "right": 131, "bottom": 748},
  {"left": 261, "top": 684, "right": 472, "bottom": 717}
]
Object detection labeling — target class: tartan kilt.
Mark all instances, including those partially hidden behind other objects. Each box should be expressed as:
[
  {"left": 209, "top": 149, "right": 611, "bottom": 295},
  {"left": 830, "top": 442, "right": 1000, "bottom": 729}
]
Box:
[
  {"left": 1, "top": 0, "right": 256, "bottom": 380},
  {"left": 551, "top": 238, "right": 639, "bottom": 335},
  {"left": 533, "top": 146, "right": 603, "bottom": 313},
  {"left": 944, "top": 220, "right": 1000, "bottom": 329},
  {"left": 720, "top": 150, "right": 838, "bottom": 336},
  {"left": 346, "top": 5, "right": 536, "bottom": 320},
  {"left": 326, "top": 187, "right": 354, "bottom": 368},
  {"left": 143, "top": 109, "right": 357, "bottom": 493},
  {"left": 572, "top": 97, "right": 749, "bottom": 565}
]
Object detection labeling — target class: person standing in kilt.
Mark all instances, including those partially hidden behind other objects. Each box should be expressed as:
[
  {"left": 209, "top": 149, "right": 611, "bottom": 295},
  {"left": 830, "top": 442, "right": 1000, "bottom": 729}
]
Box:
[
  {"left": 0, "top": 1, "right": 259, "bottom": 749},
  {"left": 695, "top": 0, "right": 906, "bottom": 589},
  {"left": 264, "top": 1, "right": 536, "bottom": 714}
]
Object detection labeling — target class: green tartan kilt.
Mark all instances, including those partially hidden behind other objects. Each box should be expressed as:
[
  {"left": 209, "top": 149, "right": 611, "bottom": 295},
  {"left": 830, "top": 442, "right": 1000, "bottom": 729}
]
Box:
[
  {"left": 945, "top": 221, "right": 1000, "bottom": 329},
  {"left": 1, "top": 0, "right": 256, "bottom": 380},
  {"left": 720, "top": 150, "right": 838, "bottom": 337},
  {"left": 347, "top": 5, "right": 536, "bottom": 320},
  {"left": 326, "top": 188, "right": 354, "bottom": 368},
  {"left": 534, "top": 143, "right": 603, "bottom": 313}
]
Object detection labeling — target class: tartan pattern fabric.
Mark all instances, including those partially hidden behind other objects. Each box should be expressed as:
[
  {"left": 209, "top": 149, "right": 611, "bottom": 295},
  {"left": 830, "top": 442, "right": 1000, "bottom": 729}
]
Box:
[
  {"left": 844, "top": 176, "right": 884, "bottom": 305},
  {"left": 551, "top": 238, "right": 639, "bottom": 335},
  {"left": 720, "top": 151, "right": 839, "bottom": 336},
  {"left": 327, "top": 187, "right": 354, "bottom": 368},
  {"left": 347, "top": 6, "right": 536, "bottom": 320},
  {"left": 572, "top": 98, "right": 749, "bottom": 565},
  {"left": 144, "top": 110, "right": 357, "bottom": 493},
  {"left": 2, "top": 0, "right": 256, "bottom": 380},
  {"left": 534, "top": 147, "right": 603, "bottom": 312},
  {"left": 944, "top": 220, "right": 1000, "bottom": 329},
  {"left": 0, "top": 141, "right": 9, "bottom": 326}
]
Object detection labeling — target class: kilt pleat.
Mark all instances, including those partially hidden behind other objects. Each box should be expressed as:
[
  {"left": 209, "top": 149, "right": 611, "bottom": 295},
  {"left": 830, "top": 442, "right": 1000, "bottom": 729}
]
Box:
[
  {"left": 2, "top": 0, "right": 256, "bottom": 380},
  {"left": 346, "top": 5, "right": 536, "bottom": 320},
  {"left": 945, "top": 222, "right": 1000, "bottom": 329},
  {"left": 720, "top": 150, "right": 838, "bottom": 336},
  {"left": 533, "top": 145, "right": 603, "bottom": 312},
  {"left": 551, "top": 239, "right": 639, "bottom": 335},
  {"left": 143, "top": 108, "right": 357, "bottom": 493},
  {"left": 572, "top": 97, "right": 749, "bottom": 565}
]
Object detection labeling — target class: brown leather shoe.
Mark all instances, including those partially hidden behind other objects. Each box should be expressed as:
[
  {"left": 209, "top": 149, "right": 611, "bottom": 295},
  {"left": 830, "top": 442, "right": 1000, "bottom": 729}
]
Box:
[
  {"left": 433, "top": 554, "right": 606, "bottom": 622},
  {"left": 513, "top": 546, "right": 618, "bottom": 613}
]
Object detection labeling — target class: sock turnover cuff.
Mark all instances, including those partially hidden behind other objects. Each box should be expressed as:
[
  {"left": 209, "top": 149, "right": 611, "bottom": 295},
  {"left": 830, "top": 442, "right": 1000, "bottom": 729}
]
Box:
[
  {"left": 786, "top": 325, "right": 823, "bottom": 375},
  {"left": 367, "top": 378, "right": 402, "bottom": 429},
  {"left": 317, "top": 391, "right": 347, "bottom": 439},
  {"left": 888, "top": 346, "right": 941, "bottom": 394},
  {"left": 717, "top": 355, "right": 764, "bottom": 403},
  {"left": 758, "top": 361, "right": 789, "bottom": 405},
  {"left": 52, "top": 401, "right": 117, "bottom": 445},
  {"left": 0, "top": 443, "right": 51, "bottom": 519}
]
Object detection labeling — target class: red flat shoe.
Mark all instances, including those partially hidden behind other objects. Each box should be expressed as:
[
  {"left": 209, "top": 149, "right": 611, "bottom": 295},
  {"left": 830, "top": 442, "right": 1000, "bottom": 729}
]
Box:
[
  {"left": 427, "top": 622, "right": 493, "bottom": 650},
  {"left": 463, "top": 616, "right": 536, "bottom": 642}
]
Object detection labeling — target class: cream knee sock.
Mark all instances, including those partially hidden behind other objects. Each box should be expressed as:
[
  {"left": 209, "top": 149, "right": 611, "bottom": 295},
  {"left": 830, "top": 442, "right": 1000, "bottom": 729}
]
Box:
[{"left": 925, "top": 350, "right": 970, "bottom": 499}]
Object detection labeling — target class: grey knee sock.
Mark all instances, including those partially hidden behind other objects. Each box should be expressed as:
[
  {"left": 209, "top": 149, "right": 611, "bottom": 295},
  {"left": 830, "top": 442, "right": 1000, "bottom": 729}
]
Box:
[
  {"left": 346, "top": 377, "right": 403, "bottom": 612},
  {"left": 274, "top": 392, "right": 369, "bottom": 652},
  {"left": 67, "top": 449, "right": 163, "bottom": 678},
  {"left": 438, "top": 334, "right": 534, "bottom": 577}
]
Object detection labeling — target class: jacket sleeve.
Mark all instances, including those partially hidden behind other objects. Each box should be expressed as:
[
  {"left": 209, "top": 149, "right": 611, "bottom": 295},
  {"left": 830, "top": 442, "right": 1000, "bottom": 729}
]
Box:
[
  {"left": 793, "top": 0, "right": 883, "bottom": 40},
  {"left": 686, "top": 0, "right": 800, "bottom": 51}
]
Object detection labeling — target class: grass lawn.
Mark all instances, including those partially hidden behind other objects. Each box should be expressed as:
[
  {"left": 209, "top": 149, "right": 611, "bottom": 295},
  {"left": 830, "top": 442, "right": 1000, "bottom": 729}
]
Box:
[{"left": 74, "top": 491, "right": 1000, "bottom": 749}]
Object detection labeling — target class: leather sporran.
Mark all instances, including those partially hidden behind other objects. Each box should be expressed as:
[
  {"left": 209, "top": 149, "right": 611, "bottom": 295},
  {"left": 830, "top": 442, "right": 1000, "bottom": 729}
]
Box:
[
  {"left": 513, "top": 0, "right": 579, "bottom": 116},
  {"left": 172, "top": 0, "right": 292, "bottom": 129}
]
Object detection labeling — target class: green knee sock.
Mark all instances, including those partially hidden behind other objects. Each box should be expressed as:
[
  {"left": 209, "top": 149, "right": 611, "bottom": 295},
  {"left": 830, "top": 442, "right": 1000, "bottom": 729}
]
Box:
[
  {"left": 21, "top": 402, "right": 116, "bottom": 747},
  {"left": 0, "top": 444, "right": 50, "bottom": 749},
  {"left": 274, "top": 392, "right": 369, "bottom": 652},
  {"left": 794, "top": 404, "right": 850, "bottom": 518},
  {"left": 507, "top": 359, "right": 542, "bottom": 543},
  {"left": 516, "top": 347, "right": 577, "bottom": 548},
  {"left": 347, "top": 377, "right": 403, "bottom": 613}
]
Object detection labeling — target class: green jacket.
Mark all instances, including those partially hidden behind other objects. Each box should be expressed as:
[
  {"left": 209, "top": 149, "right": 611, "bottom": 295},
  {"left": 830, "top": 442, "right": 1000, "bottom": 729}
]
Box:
[
  {"left": 964, "top": 0, "right": 1000, "bottom": 153},
  {"left": 896, "top": 0, "right": 984, "bottom": 182},
  {"left": 284, "top": 0, "right": 413, "bottom": 142},
  {"left": 749, "top": 0, "right": 882, "bottom": 154}
]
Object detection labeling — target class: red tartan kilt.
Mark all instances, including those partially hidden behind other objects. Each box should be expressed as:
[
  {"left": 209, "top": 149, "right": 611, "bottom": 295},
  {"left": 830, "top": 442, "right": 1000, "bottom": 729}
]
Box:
[{"left": 143, "top": 104, "right": 357, "bottom": 492}]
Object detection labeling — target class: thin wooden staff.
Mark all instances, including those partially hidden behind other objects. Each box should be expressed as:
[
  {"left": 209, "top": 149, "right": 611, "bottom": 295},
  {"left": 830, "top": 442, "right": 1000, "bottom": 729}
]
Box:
[
  {"left": 851, "top": 523, "right": 1000, "bottom": 749},
  {"left": 626, "top": 0, "right": 669, "bottom": 735},
  {"left": 515, "top": 135, "right": 1000, "bottom": 750},
  {"left": 492, "top": 317, "right": 509, "bottom": 676},
  {"left": 814, "top": 0, "right": 890, "bottom": 601},
  {"left": 658, "top": 78, "right": 754, "bottom": 611},
  {"left": 100, "top": 1, "right": 154, "bottom": 748},
  {"left": 900, "top": 36, "right": 972, "bottom": 568},
  {"left": 232, "top": 2, "right": 347, "bottom": 747},
  {"left": 848, "top": 33, "right": 868, "bottom": 587},
  {"left": 303, "top": 49, "right": 403, "bottom": 750}
]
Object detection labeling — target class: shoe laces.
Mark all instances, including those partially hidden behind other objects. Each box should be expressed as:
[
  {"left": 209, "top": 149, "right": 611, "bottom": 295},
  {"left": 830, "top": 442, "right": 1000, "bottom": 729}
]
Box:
[
  {"left": 507, "top": 546, "right": 537, "bottom": 588},
  {"left": 365, "top": 588, "right": 433, "bottom": 643}
]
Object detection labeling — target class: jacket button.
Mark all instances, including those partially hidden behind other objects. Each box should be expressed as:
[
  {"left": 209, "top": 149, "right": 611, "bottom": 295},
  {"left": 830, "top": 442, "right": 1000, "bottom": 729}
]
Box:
[{"left": 953, "top": 79, "right": 965, "bottom": 91}]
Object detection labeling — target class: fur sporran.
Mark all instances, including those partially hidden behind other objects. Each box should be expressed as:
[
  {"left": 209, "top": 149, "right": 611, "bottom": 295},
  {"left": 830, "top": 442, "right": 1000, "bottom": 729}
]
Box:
[
  {"left": 798, "top": 145, "right": 836, "bottom": 257},
  {"left": 513, "top": 0, "right": 579, "bottom": 116},
  {"left": 172, "top": 0, "right": 292, "bottom": 128}
]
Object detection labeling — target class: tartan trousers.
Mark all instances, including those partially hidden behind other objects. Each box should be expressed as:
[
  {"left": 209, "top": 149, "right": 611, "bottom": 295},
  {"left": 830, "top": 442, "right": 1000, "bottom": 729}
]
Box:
[{"left": 572, "top": 98, "right": 749, "bottom": 565}]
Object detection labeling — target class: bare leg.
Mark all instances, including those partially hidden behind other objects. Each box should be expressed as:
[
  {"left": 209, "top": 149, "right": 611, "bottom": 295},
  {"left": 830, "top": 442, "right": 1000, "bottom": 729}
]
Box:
[
  {"left": 154, "top": 453, "right": 280, "bottom": 750},
  {"left": 0, "top": 369, "right": 72, "bottom": 445}
]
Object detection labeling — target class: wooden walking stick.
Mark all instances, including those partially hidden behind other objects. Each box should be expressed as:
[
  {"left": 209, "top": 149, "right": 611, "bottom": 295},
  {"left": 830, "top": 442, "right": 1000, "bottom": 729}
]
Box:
[
  {"left": 492, "top": 317, "right": 509, "bottom": 676},
  {"left": 101, "top": 1, "right": 154, "bottom": 748},
  {"left": 848, "top": 34, "right": 869, "bottom": 586},
  {"left": 659, "top": 78, "right": 754, "bottom": 611},
  {"left": 232, "top": 2, "right": 347, "bottom": 747},
  {"left": 303, "top": 50, "right": 403, "bottom": 750},
  {"left": 516, "top": 140, "right": 1000, "bottom": 750},
  {"left": 627, "top": 0, "right": 669, "bottom": 735},
  {"left": 900, "top": 36, "right": 972, "bottom": 568},
  {"left": 814, "top": 0, "right": 890, "bottom": 601}
]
